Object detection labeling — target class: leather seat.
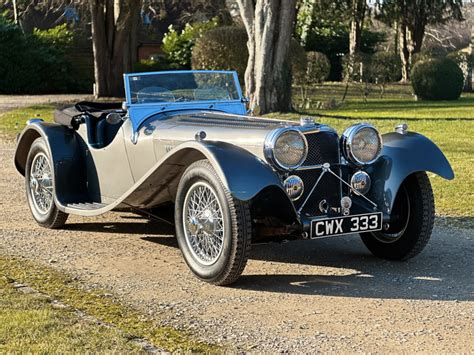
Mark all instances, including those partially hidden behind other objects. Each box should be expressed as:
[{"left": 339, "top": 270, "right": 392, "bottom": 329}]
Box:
[{"left": 54, "top": 101, "right": 124, "bottom": 148}]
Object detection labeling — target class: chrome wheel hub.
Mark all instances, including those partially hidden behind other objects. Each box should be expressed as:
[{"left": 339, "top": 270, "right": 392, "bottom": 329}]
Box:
[
  {"left": 30, "top": 177, "right": 39, "bottom": 194},
  {"left": 29, "top": 152, "right": 53, "bottom": 214},
  {"left": 183, "top": 182, "right": 225, "bottom": 265}
]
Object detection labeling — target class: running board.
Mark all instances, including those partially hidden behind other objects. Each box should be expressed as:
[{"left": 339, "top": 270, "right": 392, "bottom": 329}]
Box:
[
  {"left": 61, "top": 201, "right": 116, "bottom": 216},
  {"left": 65, "top": 202, "right": 108, "bottom": 210}
]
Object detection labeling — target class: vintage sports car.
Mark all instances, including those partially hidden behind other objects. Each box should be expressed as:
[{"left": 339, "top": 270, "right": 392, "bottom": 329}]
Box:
[{"left": 14, "top": 70, "right": 454, "bottom": 285}]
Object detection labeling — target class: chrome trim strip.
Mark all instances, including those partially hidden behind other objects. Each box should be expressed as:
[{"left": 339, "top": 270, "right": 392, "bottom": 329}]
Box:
[
  {"left": 296, "top": 164, "right": 324, "bottom": 171},
  {"left": 26, "top": 118, "right": 44, "bottom": 125}
]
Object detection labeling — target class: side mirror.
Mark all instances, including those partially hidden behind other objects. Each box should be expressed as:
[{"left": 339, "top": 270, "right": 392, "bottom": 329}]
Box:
[{"left": 106, "top": 112, "right": 123, "bottom": 125}]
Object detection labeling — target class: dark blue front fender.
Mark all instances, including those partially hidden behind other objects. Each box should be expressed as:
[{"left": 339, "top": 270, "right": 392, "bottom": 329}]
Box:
[
  {"left": 366, "top": 132, "right": 454, "bottom": 216},
  {"left": 122, "top": 140, "right": 291, "bottom": 210}
]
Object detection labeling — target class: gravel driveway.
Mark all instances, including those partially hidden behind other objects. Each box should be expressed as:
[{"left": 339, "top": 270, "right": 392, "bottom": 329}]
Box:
[
  {"left": 0, "top": 139, "right": 472, "bottom": 352},
  {"left": 0, "top": 95, "right": 91, "bottom": 115}
]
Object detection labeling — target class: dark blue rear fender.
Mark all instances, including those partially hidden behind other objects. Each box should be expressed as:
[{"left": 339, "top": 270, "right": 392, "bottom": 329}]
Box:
[
  {"left": 366, "top": 132, "right": 454, "bottom": 216},
  {"left": 14, "top": 122, "right": 87, "bottom": 203}
]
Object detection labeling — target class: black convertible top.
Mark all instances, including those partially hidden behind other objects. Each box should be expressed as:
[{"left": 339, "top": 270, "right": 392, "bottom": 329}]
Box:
[
  {"left": 74, "top": 101, "right": 123, "bottom": 113},
  {"left": 54, "top": 101, "right": 123, "bottom": 128}
]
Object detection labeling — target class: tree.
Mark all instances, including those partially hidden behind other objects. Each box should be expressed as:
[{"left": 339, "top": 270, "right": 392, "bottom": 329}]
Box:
[
  {"left": 236, "top": 0, "right": 297, "bottom": 114},
  {"left": 347, "top": 0, "right": 367, "bottom": 97},
  {"left": 90, "top": 0, "right": 141, "bottom": 97},
  {"left": 349, "top": 0, "right": 367, "bottom": 58},
  {"left": 296, "top": 1, "right": 384, "bottom": 80},
  {"left": 370, "top": 51, "right": 402, "bottom": 97},
  {"left": 376, "top": 0, "right": 463, "bottom": 81}
]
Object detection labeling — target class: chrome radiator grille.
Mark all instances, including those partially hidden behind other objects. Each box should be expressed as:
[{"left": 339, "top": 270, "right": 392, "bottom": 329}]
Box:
[
  {"left": 293, "top": 131, "right": 341, "bottom": 216},
  {"left": 303, "top": 130, "right": 340, "bottom": 166}
]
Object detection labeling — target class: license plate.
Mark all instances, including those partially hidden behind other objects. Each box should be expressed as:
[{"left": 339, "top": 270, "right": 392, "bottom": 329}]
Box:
[{"left": 310, "top": 212, "right": 383, "bottom": 239}]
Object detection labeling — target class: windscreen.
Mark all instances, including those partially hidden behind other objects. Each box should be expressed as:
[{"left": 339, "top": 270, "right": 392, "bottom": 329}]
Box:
[{"left": 128, "top": 72, "right": 241, "bottom": 104}]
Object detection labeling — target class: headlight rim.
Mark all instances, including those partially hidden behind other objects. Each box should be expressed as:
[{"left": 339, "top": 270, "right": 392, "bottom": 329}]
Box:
[
  {"left": 342, "top": 123, "right": 382, "bottom": 166},
  {"left": 264, "top": 127, "right": 308, "bottom": 170}
]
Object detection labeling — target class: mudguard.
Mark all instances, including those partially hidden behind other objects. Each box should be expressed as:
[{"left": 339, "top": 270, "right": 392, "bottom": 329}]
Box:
[
  {"left": 14, "top": 121, "right": 88, "bottom": 203},
  {"left": 15, "top": 123, "right": 287, "bottom": 216},
  {"left": 122, "top": 140, "right": 286, "bottom": 209},
  {"left": 366, "top": 132, "right": 454, "bottom": 216}
]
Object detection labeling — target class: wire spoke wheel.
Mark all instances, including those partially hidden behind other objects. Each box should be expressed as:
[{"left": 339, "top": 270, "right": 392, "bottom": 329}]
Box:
[
  {"left": 175, "top": 159, "right": 252, "bottom": 285},
  {"left": 29, "top": 152, "right": 53, "bottom": 214},
  {"left": 183, "top": 181, "right": 225, "bottom": 265},
  {"left": 25, "top": 138, "right": 68, "bottom": 229}
]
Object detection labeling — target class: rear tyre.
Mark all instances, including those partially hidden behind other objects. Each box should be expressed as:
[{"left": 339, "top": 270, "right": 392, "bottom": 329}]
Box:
[
  {"left": 360, "top": 172, "right": 434, "bottom": 260},
  {"left": 25, "top": 138, "right": 68, "bottom": 229},
  {"left": 175, "top": 159, "right": 252, "bottom": 285}
]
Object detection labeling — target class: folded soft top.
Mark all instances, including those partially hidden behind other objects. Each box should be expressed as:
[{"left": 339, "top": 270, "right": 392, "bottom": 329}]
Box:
[{"left": 54, "top": 101, "right": 123, "bottom": 128}]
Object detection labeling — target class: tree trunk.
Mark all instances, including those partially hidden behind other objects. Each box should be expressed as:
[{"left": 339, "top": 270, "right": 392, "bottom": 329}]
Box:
[
  {"left": 399, "top": 23, "right": 410, "bottom": 82},
  {"left": 12, "top": 0, "right": 19, "bottom": 24},
  {"left": 349, "top": 0, "right": 365, "bottom": 56},
  {"left": 348, "top": 0, "right": 366, "bottom": 84},
  {"left": 298, "top": 0, "right": 315, "bottom": 46},
  {"left": 348, "top": 21, "right": 360, "bottom": 58},
  {"left": 90, "top": 0, "right": 141, "bottom": 98},
  {"left": 410, "top": 24, "right": 425, "bottom": 55},
  {"left": 393, "top": 19, "right": 399, "bottom": 56},
  {"left": 410, "top": 3, "right": 426, "bottom": 55},
  {"left": 237, "top": 0, "right": 296, "bottom": 114},
  {"left": 464, "top": 24, "right": 474, "bottom": 93}
]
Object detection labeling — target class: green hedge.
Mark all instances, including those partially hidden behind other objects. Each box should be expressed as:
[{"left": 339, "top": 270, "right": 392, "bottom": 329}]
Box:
[
  {"left": 191, "top": 26, "right": 248, "bottom": 83},
  {"left": 370, "top": 51, "right": 402, "bottom": 83},
  {"left": 133, "top": 56, "right": 180, "bottom": 73},
  {"left": 0, "top": 20, "right": 89, "bottom": 94},
  {"left": 447, "top": 50, "right": 473, "bottom": 89},
  {"left": 191, "top": 26, "right": 307, "bottom": 86},
  {"left": 411, "top": 58, "right": 464, "bottom": 100},
  {"left": 162, "top": 19, "right": 219, "bottom": 69}
]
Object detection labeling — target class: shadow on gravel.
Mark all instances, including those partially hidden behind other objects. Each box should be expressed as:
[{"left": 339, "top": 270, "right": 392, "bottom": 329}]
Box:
[
  {"left": 64, "top": 216, "right": 472, "bottom": 302},
  {"left": 436, "top": 216, "right": 474, "bottom": 230},
  {"left": 236, "top": 233, "right": 473, "bottom": 301},
  {"left": 64, "top": 216, "right": 175, "bottom": 236}
]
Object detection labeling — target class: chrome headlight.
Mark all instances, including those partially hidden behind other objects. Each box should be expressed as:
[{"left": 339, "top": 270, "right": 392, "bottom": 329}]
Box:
[
  {"left": 342, "top": 124, "right": 382, "bottom": 165},
  {"left": 265, "top": 129, "right": 308, "bottom": 170}
]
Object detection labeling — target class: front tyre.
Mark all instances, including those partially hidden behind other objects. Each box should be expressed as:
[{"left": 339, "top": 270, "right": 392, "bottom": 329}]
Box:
[
  {"left": 175, "top": 160, "right": 252, "bottom": 285},
  {"left": 361, "top": 172, "right": 435, "bottom": 260},
  {"left": 25, "top": 138, "right": 68, "bottom": 229}
]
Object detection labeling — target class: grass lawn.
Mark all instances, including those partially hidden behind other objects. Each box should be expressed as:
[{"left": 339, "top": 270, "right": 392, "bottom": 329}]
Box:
[
  {"left": 0, "top": 257, "right": 218, "bottom": 352},
  {"left": 298, "top": 83, "right": 474, "bottom": 120},
  {"left": 0, "top": 276, "right": 142, "bottom": 352},
  {"left": 284, "top": 83, "right": 474, "bottom": 220},
  {"left": 0, "top": 105, "right": 55, "bottom": 138}
]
